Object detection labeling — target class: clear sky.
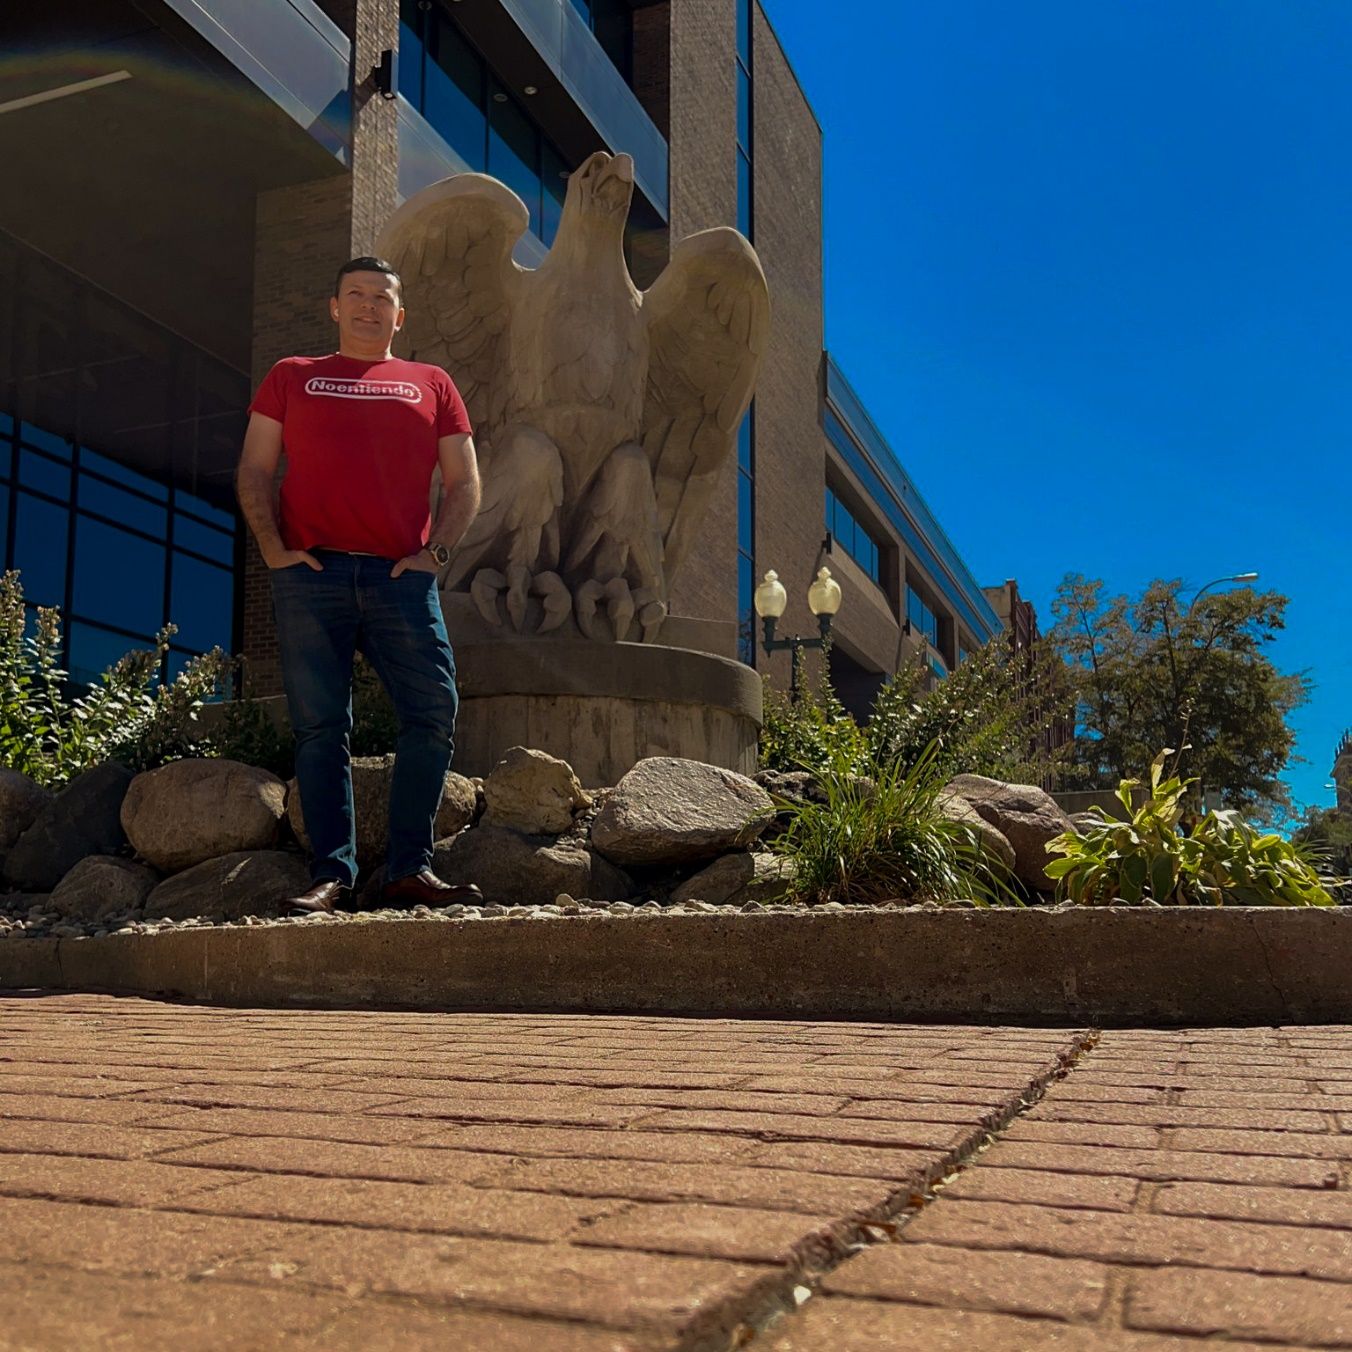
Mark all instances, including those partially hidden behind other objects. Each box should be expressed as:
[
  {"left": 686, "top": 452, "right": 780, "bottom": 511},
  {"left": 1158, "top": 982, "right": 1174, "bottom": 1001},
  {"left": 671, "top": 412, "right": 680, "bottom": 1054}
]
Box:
[{"left": 759, "top": 0, "right": 1352, "bottom": 814}]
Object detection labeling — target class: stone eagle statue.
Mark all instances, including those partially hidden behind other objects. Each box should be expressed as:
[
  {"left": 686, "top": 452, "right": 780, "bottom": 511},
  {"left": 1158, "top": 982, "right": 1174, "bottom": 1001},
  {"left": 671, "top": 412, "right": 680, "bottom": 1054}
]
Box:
[{"left": 377, "top": 151, "right": 770, "bottom": 642}]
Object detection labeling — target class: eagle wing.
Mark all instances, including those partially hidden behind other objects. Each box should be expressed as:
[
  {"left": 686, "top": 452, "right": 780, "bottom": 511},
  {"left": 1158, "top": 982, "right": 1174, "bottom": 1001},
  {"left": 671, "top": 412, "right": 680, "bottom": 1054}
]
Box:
[
  {"left": 641, "top": 227, "right": 769, "bottom": 584},
  {"left": 376, "top": 174, "right": 530, "bottom": 450}
]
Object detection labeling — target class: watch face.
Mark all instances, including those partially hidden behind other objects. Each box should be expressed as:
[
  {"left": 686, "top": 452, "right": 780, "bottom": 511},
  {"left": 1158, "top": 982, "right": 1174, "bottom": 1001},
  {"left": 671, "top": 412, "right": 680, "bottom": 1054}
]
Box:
[{"left": 428, "top": 543, "right": 450, "bottom": 565}]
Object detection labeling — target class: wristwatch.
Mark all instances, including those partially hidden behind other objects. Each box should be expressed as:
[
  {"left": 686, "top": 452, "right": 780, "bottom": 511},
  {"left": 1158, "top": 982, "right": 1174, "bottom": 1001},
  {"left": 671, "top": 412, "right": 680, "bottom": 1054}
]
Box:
[{"left": 423, "top": 542, "right": 451, "bottom": 567}]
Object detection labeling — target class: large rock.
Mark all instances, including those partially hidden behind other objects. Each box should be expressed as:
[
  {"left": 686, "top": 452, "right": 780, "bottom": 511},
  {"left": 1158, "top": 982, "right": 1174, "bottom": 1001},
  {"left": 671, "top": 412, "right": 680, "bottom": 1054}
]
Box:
[
  {"left": 0, "top": 769, "right": 52, "bottom": 854},
  {"left": 4, "top": 762, "right": 133, "bottom": 891},
  {"left": 143, "top": 850, "right": 310, "bottom": 922},
  {"left": 944, "top": 774, "right": 1075, "bottom": 892},
  {"left": 122, "top": 759, "right": 286, "bottom": 873},
  {"left": 590, "top": 757, "right": 774, "bottom": 867},
  {"left": 288, "top": 758, "right": 478, "bottom": 866},
  {"left": 433, "top": 825, "right": 631, "bottom": 906},
  {"left": 482, "top": 746, "right": 591, "bottom": 835},
  {"left": 50, "top": 856, "right": 159, "bottom": 923},
  {"left": 670, "top": 852, "right": 797, "bottom": 907},
  {"left": 937, "top": 792, "right": 1017, "bottom": 875}
]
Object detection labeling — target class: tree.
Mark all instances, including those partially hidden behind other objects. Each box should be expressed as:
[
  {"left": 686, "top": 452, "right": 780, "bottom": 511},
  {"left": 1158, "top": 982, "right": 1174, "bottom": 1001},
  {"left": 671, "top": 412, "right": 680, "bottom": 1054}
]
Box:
[{"left": 1049, "top": 575, "right": 1309, "bottom": 819}]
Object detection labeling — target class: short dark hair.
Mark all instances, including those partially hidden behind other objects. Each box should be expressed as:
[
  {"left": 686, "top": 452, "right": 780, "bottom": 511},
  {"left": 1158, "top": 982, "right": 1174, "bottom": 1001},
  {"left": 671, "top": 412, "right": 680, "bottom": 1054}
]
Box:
[{"left": 334, "top": 256, "right": 401, "bottom": 298}]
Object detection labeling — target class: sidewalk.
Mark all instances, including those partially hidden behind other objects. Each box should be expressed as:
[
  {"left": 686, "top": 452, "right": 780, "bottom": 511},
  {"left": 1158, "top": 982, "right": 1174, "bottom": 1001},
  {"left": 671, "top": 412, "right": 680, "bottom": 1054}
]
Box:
[{"left": 0, "top": 993, "right": 1348, "bottom": 1350}]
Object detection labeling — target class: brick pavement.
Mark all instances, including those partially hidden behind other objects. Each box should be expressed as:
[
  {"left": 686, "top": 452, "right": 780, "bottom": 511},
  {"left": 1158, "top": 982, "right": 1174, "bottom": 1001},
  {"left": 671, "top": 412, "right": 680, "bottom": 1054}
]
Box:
[{"left": 0, "top": 998, "right": 1348, "bottom": 1350}]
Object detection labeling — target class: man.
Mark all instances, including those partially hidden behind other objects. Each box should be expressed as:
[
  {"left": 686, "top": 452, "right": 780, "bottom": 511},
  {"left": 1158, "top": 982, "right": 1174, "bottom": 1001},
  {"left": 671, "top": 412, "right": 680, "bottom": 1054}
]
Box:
[{"left": 236, "top": 256, "right": 483, "bottom": 916}]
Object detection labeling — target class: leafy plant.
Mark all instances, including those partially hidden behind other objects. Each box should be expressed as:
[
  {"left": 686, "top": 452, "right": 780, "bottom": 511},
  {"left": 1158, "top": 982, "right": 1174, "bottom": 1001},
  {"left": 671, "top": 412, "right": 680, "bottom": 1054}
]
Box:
[
  {"left": 0, "top": 570, "right": 233, "bottom": 787},
  {"left": 1045, "top": 750, "right": 1336, "bottom": 907},
  {"left": 758, "top": 653, "right": 867, "bottom": 778},
  {"left": 867, "top": 640, "right": 1071, "bottom": 786},
  {"left": 770, "top": 740, "right": 1017, "bottom": 907}
]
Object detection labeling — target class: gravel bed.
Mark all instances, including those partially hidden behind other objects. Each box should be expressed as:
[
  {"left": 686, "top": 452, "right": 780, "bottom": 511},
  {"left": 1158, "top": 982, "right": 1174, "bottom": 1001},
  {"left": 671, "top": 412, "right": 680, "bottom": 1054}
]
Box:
[{"left": 0, "top": 891, "right": 985, "bottom": 941}]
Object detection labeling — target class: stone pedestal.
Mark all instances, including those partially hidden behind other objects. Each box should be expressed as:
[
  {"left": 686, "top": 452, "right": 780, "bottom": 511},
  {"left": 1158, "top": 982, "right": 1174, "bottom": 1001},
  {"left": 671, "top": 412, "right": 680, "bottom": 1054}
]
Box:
[{"left": 449, "top": 638, "right": 761, "bottom": 788}]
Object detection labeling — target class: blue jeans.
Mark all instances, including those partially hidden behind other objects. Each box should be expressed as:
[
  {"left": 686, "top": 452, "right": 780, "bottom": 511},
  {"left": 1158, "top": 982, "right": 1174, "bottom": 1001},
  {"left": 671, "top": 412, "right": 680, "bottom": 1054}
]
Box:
[{"left": 269, "top": 551, "right": 459, "bottom": 888}]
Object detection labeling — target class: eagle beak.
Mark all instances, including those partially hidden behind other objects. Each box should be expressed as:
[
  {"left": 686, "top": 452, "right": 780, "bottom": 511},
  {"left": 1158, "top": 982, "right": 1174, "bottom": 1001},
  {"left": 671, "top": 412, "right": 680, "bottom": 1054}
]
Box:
[{"left": 607, "top": 154, "right": 635, "bottom": 185}]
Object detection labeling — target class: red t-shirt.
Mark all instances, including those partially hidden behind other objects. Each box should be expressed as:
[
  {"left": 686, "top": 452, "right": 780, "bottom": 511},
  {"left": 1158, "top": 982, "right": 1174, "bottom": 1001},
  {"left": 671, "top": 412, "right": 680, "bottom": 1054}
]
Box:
[{"left": 248, "top": 353, "right": 473, "bottom": 560}]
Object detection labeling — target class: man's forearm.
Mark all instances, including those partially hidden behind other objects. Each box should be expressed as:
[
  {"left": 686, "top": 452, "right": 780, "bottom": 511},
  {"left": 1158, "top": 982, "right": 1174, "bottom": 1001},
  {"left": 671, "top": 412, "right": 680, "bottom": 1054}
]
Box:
[
  {"left": 235, "top": 466, "right": 286, "bottom": 562},
  {"left": 428, "top": 480, "right": 482, "bottom": 553}
]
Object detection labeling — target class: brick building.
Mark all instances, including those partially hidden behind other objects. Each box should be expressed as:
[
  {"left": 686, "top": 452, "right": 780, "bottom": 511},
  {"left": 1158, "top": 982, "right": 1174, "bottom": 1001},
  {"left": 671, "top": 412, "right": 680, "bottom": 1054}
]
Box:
[{"left": 1, "top": 0, "right": 1020, "bottom": 704}]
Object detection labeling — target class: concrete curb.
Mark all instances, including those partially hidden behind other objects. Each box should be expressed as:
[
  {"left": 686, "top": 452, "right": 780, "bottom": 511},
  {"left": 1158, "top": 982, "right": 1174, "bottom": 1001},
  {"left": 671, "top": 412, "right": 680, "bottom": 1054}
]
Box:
[{"left": 3, "top": 908, "right": 1349, "bottom": 1024}]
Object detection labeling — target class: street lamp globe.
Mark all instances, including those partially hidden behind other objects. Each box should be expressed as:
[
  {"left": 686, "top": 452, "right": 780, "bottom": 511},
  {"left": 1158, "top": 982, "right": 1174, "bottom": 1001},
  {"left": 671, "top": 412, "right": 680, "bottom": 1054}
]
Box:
[
  {"left": 807, "top": 566, "right": 842, "bottom": 617},
  {"left": 753, "top": 569, "right": 788, "bottom": 619}
]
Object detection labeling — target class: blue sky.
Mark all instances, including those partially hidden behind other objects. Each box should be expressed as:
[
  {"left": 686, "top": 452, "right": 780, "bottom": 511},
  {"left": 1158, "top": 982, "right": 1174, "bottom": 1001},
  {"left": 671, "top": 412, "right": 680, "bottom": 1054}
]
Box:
[{"left": 760, "top": 0, "right": 1352, "bottom": 813}]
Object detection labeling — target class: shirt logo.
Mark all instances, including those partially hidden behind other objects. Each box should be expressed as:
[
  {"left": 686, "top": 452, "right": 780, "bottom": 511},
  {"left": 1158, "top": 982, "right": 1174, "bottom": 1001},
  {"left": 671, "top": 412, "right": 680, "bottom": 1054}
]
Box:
[{"left": 304, "top": 377, "right": 423, "bottom": 403}]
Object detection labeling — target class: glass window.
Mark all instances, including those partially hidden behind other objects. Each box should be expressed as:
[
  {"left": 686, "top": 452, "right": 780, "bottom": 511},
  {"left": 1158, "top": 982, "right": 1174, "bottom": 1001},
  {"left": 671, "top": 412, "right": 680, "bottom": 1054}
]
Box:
[
  {"left": 0, "top": 440, "right": 11, "bottom": 481},
  {"left": 170, "top": 554, "right": 233, "bottom": 653},
  {"left": 489, "top": 83, "right": 541, "bottom": 233},
  {"left": 20, "top": 423, "right": 71, "bottom": 459},
  {"left": 737, "top": 549, "right": 755, "bottom": 667},
  {"left": 80, "top": 448, "right": 168, "bottom": 500},
  {"left": 737, "top": 466, "right": 753, "bottom": 550},
  {"left": 426, "top": 15, "right": 486, "bottom": 170},
  {"left": 542, "top": 143, "right": 569, "bottom": 248},
  {"left": 398, "top": 0, "right": 425, "bottom": 110},
  {"left": 737, "top": 65, "right": 751, "bottom": 154},
  {"left": 0, "top": 484, "right": 8, "bottom": 565},
  {"left": 69, "top": 622, "right": 146, "bottom": 686},
  {"left": 19, "top": 449, "right": 70, "bottom": 499},
  {"left": 173, "top": 514, "right": 233, "bottom": 565},
  {"left": 737, "top": 0, "right": 752, "bottom": 66},
  {"left": 176, "top": 490, "right": 233, "bottom": 531},
  {"left": 737, "top": 411, "right": 752, "bottom": 473},
  {"left": 0, "top": 411, "right": 12, "bottom": 437},
  {"left": 74, "top": 516, "right": 165, "bottom": 637},
  {"left": 737, "top": 150, "right": 752, "bottom": 238},
  {"left": 13, "top": 491, "right": 68, "bottom": 606},
  {"left": 78, "top": 478, "right": 168, "bottom": 538},
  {"left": 569, "top": 0, "right": 592, "bottom": 20}
]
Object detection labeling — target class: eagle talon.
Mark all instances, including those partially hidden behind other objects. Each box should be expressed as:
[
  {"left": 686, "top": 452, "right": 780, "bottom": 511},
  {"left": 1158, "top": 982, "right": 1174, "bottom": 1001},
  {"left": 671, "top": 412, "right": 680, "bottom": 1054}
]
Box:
[{"left": 471, "top": 567, "right": 574, "bottom": 634}]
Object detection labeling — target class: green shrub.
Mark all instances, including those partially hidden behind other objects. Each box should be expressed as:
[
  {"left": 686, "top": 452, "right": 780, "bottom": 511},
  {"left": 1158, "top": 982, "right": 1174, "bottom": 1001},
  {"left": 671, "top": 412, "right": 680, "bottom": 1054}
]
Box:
[
  {"left": 759, "top": 658, "right": 866, "bottom": 778},
  {"left": 1045, "top": 750, "right": 1336, "bottom": 907},
  {"left": 0, "top": 571, "right": 233, "bottom": 788},
  {"left": 770, "top": 741, "right": 1017, "bottom": 907}
]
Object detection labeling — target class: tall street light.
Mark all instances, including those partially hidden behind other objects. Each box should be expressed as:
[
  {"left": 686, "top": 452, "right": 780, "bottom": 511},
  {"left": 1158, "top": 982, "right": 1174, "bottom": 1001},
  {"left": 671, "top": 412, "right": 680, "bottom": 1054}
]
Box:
[
  {"left": 753, "top": 566, "right": 843, "bottom": 701},
  {"left": 1186, "top": 571, "right": 1259, "bottom": 617}
]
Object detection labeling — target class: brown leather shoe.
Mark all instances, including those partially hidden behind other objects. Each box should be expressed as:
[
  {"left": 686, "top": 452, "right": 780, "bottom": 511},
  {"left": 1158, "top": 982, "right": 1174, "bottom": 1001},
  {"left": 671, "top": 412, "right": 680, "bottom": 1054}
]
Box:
[
  {"left": 380, "top": 869, "right": 483, "bottom": 909},
  {"left": 284, "top": 879, "right": 351, "bottom": 916}
]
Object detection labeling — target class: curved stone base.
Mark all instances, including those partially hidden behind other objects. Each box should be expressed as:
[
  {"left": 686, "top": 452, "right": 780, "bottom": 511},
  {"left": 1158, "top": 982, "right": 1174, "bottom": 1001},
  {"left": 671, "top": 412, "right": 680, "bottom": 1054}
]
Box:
[{"left": 450, "top": 640, "right": 762, "bottom": 787}]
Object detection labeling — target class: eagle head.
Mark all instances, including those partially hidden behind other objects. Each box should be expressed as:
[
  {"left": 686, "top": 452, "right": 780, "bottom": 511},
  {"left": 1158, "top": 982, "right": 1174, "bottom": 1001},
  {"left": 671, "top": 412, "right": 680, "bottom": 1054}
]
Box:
[{"left": 567, "top": 151, "right": 635, "bottom": 222}]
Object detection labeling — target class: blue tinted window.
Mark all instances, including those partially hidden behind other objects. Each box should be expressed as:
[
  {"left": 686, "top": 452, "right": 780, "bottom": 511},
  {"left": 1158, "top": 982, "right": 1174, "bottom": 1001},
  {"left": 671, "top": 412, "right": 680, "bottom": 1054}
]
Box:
[
  {"left": 0, "top": 411, "right": 12, "bottom": 436},
  {"left": 0, "top": 484, "right": 8, "bottom": 565},
  {"left": 737, "top": 549, "right": 755, "bottom": 667},
  {"left": 13, "top": 492, "right": 68, "bottom": 606},
  {"left": 69, "top": 622, "right": 145, "bottom": 685},
  {"left": 737, "top": 412, "right": 752, "bottom": 473},
  {"left": 0, "top": 441, "right": 10, "bottom": 481},
  {"left": 173, "top": 515, "right": 233, "bottom": 564},
  {"left": 20, "top": 424, "right": 71, "bottom": 459},
  {"left": 569, "top": 0, "right": 591, "bottom": 19},
  {"left": 74, "top": 516, "right": 165, "bottom": 636},
  {"left": 737, "top": 0, "right": 752, "bottom": 66},
  {"left": 79, "top": 478, "right": 169, "bottom": 538},
  {"left": 737, "top": 151, "right": 752, "bottom": 237},
  {"left": 542, "top": 144, "right": 568, "bottom": 247},
  {"left": 170, "top": 554, "right": 232, "bottom": 652},
  {"left": 737, "top": 466, "right": 753, "bottom": 550},
  {"left": 176, "top": 491, "right": 233, "bottom": 531},
  {"left": 426, "top": 16, "right": 486, "bottom": 169},
  {"left": 399, "top": 19, "right": 424, "bottom": 109},
  {"left": 737, "top": 65, "right": 751, "bottom": 154},
  {"left": 489, "top": 84, "right": 541, "bottom": 232},
  {"left": 19, "top": 450, "right": 70, "bottom": 499},
  {"left": 80, "top": 448, "right": 168, "bottom": 500}
]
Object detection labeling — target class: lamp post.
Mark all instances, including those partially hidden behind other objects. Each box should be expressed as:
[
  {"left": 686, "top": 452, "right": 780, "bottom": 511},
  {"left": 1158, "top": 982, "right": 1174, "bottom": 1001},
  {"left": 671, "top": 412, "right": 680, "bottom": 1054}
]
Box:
[
  {"left": 753, "top": 566, "right": 843, "bottom": 701},
  {"left": 1186, "top": 571, "right": 1259, "bottom": 618}
]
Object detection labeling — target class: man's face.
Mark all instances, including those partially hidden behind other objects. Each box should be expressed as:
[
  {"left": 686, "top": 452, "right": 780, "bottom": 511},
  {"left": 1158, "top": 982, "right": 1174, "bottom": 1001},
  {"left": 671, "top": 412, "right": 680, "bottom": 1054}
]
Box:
[{"left": 330, "top": 270, "right": 404, "bottom": 349}]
